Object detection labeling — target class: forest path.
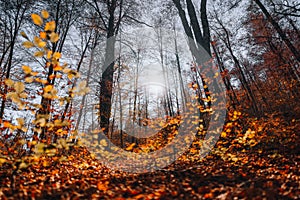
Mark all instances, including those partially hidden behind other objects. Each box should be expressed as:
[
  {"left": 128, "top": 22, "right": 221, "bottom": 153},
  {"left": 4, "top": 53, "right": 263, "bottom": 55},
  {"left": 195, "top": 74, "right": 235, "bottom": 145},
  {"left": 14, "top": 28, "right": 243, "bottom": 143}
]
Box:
[{"left": 0, "top": 121, "right": 299, "bottom": 199}]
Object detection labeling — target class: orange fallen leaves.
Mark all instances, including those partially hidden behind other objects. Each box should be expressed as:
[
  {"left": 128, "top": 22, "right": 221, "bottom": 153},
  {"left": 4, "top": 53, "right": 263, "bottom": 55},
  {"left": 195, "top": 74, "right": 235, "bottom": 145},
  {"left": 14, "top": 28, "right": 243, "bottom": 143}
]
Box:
[{"left": 97, "top": 181, "right": 109, "bottom": 191}]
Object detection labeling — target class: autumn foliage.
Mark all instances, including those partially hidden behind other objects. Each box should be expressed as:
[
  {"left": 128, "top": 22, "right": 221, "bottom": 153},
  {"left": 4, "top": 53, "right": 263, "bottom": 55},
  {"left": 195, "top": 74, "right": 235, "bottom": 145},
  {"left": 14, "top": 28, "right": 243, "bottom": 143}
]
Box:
[{"left": 0, "top": 5, "right": 299, "bottom": 200}]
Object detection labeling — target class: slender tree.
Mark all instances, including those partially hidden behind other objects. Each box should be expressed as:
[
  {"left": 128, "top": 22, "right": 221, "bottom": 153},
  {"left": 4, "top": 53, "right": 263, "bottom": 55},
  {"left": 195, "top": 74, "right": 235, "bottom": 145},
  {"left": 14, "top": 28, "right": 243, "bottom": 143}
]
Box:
[
  {"left": 86, "top": 0, "right": 140, "bottom": 137},
  {"left": 0, "top": 0, "right": 32, "bottom": 119},
  {"left": 172, "top": 0, "right": 212, "bottom": 110}
]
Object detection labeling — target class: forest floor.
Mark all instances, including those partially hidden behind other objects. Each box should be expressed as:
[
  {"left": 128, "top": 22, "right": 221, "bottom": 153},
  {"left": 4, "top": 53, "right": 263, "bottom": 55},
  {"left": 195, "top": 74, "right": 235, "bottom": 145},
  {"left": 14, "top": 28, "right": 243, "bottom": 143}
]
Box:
[{"left": 0, "top": 115, "right": 299, "bottom": 200}]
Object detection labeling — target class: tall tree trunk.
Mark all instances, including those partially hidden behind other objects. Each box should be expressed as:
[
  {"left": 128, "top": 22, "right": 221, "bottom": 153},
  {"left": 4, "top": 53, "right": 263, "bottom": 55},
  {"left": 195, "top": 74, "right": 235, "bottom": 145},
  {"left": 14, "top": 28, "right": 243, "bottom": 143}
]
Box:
[
  {"left": 99, "top": 37, "right": 116, "bottom": 136},
  {"left": 172, "top": 0, "right": 212, "bottom": 109}
]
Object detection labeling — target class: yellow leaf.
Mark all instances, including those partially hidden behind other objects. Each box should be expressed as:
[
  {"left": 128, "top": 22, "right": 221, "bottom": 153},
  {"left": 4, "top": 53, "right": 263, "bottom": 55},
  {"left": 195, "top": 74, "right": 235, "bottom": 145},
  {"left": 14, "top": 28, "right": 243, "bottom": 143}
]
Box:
[
  {"left": 190, "top": 148, "right": 198, "bottom": 154},
  {"left": 36, "top": 78, "right": 48, "bottom": 84},
  {"left": 49, "top": 74, "right": 56, "bottom": 80},
  {"left": 0, "top": 158, "right": 7, "bottom": 165},
  {"left": 35, "top": 143, "right": 45, "bottom": 154},
  {"left": 23, "top": 41, "right": 35, "bottom": 48},
  {"left": 34, "top": 36, "right": 41, "bottom": 44},
  {"left": 31, "top": 14, "right": 43, "bottom": 26},
  {"left": 67, "top": 71, "right": 79, "bottom": 80},
  {"left": 41, "top": 10, "right": 49, "bottom": 19},
  {"left": 22, "top": 65, "right": 32, "bottom": 74},
  {"left": 56, "top": 128, "right": 63, "bottom": 133},
  {"left": 40, "top": 31, "right": 47, "bottom": 39},
  {"left": 5, "top": 79, "right": 14, "bottom": 87},
  {"left": 126, "top": 143, "right": 136, "bottom": 151},
  {"left": 3, "top": 121, "right": 12, "bottom": 128},
  {"left": 47, "top": 51, "right": 53, "bottom": 59},
  {"left": 248, "top": 131, "right": 256, "bottom": 139},
  {"left": 7, "top": 92, "right": 19, "bottom": 103},
  {"left": 221, "top": 132, "right": 227, "bottom": 138},
  {"left": 59, "top": 156, "right": 68, "bottom": 162},
  {"left": 75, "top": 81, "right": 90, "bottom": 95},
  {"left": 31, "top": 72, "right": 39, "bottom": 76},
  {"left": 19, "top": 93, "right": 27, "bottom": 99},
  {"left": 15, "top": 82, "right": 25, "bottom": 94},
  {"left": 45, "top": 21, "right": 56, "bottom": 32},
  {"left": 43, "top": 86, "right": 58, "bottom": 99},
  {"left": 63, "top": 68, "right": 71, "bottom": 74},
  {"left": 97, "top": 181, "right": 108, "bottom": 191},
  {"left": 25, "top": 77, "right": 34, "bottom": 83},
  {"left": 44, "top": 85, "right": 53, "bottom": 93},
  {"left": 50, "top": 32, "right": 59, "bottom": 43},
  {"left": 33, "top": 36, "right": 46, "bottom": 48},
  {"left": 34, "top": 51, "right": 45, "bottom": 57},
  {"left": 19, "top": 162, "right": 28, "bottom": 169},
  {"left": 37, "top": 41, "right": 46, "bottom": 48},
  {"left": 78, "top": 81, "right": 87, "bottom": 89},
  {"left": 53, "top": 52, "right": 61, "bottom": 60},
  {"left": 59, "top": 99, "right": 64, "bottom": 106},
  {"left": 53, "top": 65, "right": 62, "bottom": 71},
  {"left": 20, "top": 31, "right": 28, "bottom": 39},
  {"left": 45, "top": 148, "right": 56, "bottom": 157},
  {"left": 35, "top": 118, "right": 46, "bottom": 127},
  {"left": 17, "top": 118, "right": 25, "bottom": 128},
  {"left": 100, "top": 139, "right": 108, "bottom": 147}
]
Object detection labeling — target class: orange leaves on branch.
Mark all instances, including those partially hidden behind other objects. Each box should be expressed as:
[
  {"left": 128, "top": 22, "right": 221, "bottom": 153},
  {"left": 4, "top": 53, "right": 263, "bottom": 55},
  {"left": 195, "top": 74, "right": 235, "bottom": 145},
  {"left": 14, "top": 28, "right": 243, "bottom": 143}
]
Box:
[
  {"left": 43, "top": 85, "right": 58, "bottom": 99},
  {"left": 23, "top": 13, "right": 59, "bottom": 61},
  {"left": 14, "top": 82, "right": 25, "bottom": 94},
  {"left": 34, "top": 115, "right": 48, "bottom": 128},
  {"left": 50, "top": 32, "right": 59, "bottom": 43},
  {"left": 45, "top": 21, "right": 56, "bottom": 32},
  {"left": 63, "top": 68, "right": 80, "bottom": 80},
  {"left": 34, "top": 36, "right": 46, "bottom": 48},
  {"left": 73, "top": 81, "right": 90, "bottom": 96},
  {"left": 3, "top": 121, "right": 12, "bottom": 128},
  {"left": 34, "top": 51, "right": 45, "bottom": 57},
  {"left": 35, "top": 78, "right": 47, "bottom": 85},
  {"left": 1, "top": 118, "right": 27, "bottom": 133},
  {"left": 4, "top": 79, "right": 14, "bottom": 87},
  {"left": 25, "top": 77, "right": 34, "bottom": 83},
  {"left": 53, "top": 52, "right": 61, "bottom": 60},
  {"left": 41, "top": 10, "right": 49, "bottom": 19},
  {"left": 5, "top": 80, "right": 27, "bottom": 109},
  {"left": 23, "top": 41, "right": 35, "bottom": 48},
  {"left": 44, "top": 85, "right": 53, "bottom": 93},
  {"left": 40, "top": 31, "right": 47, "bottom": 39},
  {"left": 20, "top": 31, "right": 29, "bottom": 39},
  {"left": 31, "top": 13, "right": 43, "bottom": 26},
  {"left": 47, "top": 51, "right": 53, "bottom": 59},
  {"left": 53, "top": 65, "right": 63, "bottom": 71},
  {"left": 22, "top": 65, "right": 32, "bottom": 74}
]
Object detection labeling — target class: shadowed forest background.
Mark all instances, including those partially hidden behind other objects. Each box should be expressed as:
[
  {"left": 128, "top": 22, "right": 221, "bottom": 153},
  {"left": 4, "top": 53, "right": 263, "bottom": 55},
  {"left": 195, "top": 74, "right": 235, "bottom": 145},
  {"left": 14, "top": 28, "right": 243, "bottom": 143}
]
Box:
[{"left": 0, "top": 0, "right": 299, "bottom": 199}]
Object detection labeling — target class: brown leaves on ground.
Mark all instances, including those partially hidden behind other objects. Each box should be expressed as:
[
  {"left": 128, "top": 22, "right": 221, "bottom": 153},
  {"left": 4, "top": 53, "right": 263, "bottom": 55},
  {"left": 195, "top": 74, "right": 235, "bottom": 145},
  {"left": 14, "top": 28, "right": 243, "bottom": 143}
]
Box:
[{"left": 0, "top": 115, "right": 299, "bottom": 199}]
